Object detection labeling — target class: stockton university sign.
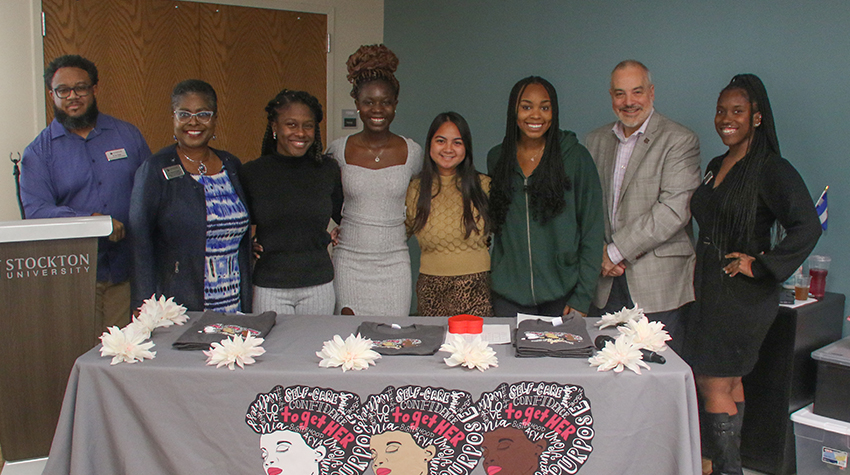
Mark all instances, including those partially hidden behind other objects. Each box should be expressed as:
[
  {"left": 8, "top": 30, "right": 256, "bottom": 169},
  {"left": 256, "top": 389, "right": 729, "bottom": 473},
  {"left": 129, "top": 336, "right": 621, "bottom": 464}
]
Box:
[{"left": 2, "top": 253, "right": 92, "bottom": 280}]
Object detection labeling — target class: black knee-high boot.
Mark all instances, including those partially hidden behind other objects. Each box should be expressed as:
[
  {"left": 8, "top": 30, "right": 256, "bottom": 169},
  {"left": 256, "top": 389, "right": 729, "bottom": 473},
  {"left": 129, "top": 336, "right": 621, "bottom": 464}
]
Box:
[
  {"left": 705, "top": 411, "right": 743, "bottom": 475},
  {"left": 699, "top": 405, "right": 710, "bottom": 459},
  {"left": 733, "top": 401, "right": 745, "bottom": 454}
]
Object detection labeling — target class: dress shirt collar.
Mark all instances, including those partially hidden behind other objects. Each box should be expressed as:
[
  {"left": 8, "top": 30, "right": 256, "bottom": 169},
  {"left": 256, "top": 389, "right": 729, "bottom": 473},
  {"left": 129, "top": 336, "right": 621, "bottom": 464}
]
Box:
[
  {"left": 611, "top": 108, "right": 654, "bottom": 143},
  {"left": 49, "top": 112, "right": 112, "bottom": 140}
]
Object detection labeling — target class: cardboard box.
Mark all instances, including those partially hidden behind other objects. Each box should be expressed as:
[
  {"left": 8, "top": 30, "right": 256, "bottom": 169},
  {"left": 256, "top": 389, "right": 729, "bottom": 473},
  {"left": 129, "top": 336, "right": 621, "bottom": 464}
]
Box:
[{"left": 791, "top": 405, "right": 850, "bottom": 474}]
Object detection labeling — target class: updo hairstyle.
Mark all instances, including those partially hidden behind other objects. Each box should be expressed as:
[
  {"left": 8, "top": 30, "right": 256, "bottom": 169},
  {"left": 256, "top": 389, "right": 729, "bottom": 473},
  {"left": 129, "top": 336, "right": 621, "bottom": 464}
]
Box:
[{"left": 346, "top": 44, "right": 400, "bottom": 100}]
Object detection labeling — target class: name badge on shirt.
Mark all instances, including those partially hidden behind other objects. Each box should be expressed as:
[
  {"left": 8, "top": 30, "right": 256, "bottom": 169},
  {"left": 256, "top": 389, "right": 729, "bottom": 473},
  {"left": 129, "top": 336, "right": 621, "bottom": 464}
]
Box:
[
  {"left": 105, "top": 148, "right": 128, "bottom": 161},
  {"left": 162, "top": 165, "right": 185, "bottom": 180}
]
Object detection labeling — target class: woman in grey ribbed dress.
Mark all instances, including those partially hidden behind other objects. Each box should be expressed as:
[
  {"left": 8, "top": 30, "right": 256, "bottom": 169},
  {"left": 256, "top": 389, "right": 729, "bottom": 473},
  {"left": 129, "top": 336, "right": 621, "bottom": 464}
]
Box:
[
  {"left": 328, "top": 44, "right": 423, "bottom": 316},
  {"left": 328, "top": 136, "right": 422, "bottom": 315}
]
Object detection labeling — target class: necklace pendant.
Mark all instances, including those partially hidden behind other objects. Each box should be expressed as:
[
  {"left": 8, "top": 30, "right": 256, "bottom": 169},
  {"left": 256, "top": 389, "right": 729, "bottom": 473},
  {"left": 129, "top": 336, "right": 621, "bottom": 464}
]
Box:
[
  {"left": 197, "top": 162, "right": 207, "bottom": 175},
  {"left": 374, "top": 157, "right": 380, "bottom": 163}
]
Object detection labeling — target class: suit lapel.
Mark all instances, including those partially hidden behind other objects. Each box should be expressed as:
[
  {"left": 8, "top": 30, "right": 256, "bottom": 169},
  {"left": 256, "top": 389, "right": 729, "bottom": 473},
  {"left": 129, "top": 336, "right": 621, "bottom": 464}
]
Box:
[
  {"left": 618, "top": 113, "right": 659, "bottom": 206},
  {"left": 600, "top": 132, "right": 618, "bottom": 237}
]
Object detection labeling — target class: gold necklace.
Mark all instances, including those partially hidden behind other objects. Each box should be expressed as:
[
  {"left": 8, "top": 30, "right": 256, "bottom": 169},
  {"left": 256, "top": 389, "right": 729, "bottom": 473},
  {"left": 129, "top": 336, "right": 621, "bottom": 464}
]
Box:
[
  {"left": 524, "top": 144, "right": 545, "bottom": 162},
  {"left": 359, "top": 134, "right": 390, "bottom": 163}
]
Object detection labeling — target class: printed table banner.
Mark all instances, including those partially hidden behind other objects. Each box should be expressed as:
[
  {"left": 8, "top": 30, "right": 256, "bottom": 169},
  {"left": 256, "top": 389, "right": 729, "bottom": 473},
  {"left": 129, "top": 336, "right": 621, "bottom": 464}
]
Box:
[{"left": 246, "top": 383, "right": 594, "bottom": 475}]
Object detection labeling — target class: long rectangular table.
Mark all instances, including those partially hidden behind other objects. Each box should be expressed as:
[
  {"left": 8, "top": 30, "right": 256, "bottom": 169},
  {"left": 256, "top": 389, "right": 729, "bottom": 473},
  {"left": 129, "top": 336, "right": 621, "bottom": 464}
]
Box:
[{"left": 43, "top": 314, "right": 701, "bottom": 475}]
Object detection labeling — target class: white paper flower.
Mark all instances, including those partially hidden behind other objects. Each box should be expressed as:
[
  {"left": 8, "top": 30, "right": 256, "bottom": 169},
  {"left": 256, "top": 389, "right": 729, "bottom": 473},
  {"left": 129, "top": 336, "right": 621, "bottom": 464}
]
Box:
[
  {"left": 126, "top": 311, "right": 158, "bottom": 338},
  {"left": 99, "top": 325, "right": 156, "bottom": 365},
  {"left": 138, "top": 294, "right": 189, "bottom": 329},
  {"left": 588, "top": 335, "right": 650, "bottom": 374},
  {"left": 316, "top": 334, "right": 381, "bottom": 372},
  {"left": 594, "top": 304, "right": 645, "bottom": 329},
  {"left": 618, "top": 316, "right": 671, "bottom": 352},
  {"left": 440, "top": 334, "right": 498, "bottom": 372},
  {"left": 204, "top": 334, "right": 266, "bottom": 370}
]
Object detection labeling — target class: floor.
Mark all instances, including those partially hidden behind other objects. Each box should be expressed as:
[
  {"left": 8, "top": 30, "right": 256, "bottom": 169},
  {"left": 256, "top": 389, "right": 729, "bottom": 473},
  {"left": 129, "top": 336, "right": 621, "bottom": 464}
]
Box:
[{"left": 0, "top": 458, "right": 46, "bottom": 475}]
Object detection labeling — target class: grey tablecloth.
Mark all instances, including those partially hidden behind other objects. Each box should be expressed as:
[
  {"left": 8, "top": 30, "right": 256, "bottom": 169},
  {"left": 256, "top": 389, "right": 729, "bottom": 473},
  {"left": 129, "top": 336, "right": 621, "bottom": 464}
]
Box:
[{"left": 43, "top": 315, "right": 700, "bottom": 475}]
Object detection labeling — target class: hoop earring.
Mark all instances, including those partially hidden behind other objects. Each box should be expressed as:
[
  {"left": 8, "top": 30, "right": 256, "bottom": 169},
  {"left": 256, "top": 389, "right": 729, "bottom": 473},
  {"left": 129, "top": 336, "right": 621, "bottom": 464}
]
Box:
[{"left": 273, "top": 132, "right": 277, "bottom": 140}]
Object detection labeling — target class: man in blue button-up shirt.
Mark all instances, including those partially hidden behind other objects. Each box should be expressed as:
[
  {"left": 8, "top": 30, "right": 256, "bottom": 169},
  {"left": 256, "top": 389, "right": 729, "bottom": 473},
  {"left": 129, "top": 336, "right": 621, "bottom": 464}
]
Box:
[{"left": 21, "top": 55, "right": 151, "bottom": 330}]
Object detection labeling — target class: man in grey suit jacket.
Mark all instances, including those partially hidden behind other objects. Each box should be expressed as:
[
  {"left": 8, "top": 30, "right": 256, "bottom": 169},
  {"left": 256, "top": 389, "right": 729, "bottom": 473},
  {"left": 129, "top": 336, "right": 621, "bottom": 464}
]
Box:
[{"left": 586, "top": 60, "right": 701, "bottom": 352}]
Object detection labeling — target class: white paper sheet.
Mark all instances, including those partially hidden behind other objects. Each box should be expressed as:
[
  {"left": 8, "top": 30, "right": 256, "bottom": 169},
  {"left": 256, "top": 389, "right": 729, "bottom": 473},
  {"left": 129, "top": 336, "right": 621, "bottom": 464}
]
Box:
[
  {"left": 446, "top": 324, "right": 512, "bottom": 345},
  {"left": 780, "top": 297, "right": 818, "bottom": 309}
]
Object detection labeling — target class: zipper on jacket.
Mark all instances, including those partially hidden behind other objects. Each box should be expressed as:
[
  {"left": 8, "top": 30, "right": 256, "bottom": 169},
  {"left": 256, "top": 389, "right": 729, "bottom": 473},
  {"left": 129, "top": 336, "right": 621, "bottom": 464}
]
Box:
[
  {"left": 524, "top": 177, "right": 536, "bottom": 304},
  {"left": 174, "top": 261, "right": 180, "bottom": 274}
]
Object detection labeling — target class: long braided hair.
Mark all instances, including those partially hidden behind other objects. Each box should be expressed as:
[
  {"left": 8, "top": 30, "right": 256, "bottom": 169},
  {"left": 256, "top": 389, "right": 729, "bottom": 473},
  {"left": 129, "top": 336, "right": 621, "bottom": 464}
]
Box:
[
  {"left": 410, "top": 112, "right": 490, "bottom": 239},
  {"left": 260, "top": 89, "right": 325, "bottom": 164},
  {"left": 346, "top": 44, "right": 400, "bottom": 100},
  {"left": 712, "top": 73, "right": 781, "bottom": 254},
  {"left": 489, "top": 76, "right": 571, "bottom": 234}
]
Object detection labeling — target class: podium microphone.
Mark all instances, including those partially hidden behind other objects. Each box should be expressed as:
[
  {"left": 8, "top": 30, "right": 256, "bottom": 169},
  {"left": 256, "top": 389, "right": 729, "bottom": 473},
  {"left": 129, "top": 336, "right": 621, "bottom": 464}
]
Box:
[{"left": 594, "top": 335, "right": 666, "bottom": 364}]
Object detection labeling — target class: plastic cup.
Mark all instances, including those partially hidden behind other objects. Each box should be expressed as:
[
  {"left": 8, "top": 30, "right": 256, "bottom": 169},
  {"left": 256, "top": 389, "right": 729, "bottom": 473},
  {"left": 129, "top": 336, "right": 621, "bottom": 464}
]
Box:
[
  {"left": 795, "top": 274, "right": 811, "bottom": 300},
  {"left": 808, "top": 255, "right": 831, "bottom": 299}
]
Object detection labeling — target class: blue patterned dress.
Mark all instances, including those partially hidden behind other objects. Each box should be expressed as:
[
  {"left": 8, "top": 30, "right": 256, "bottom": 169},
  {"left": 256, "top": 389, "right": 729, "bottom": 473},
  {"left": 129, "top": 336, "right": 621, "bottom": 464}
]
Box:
[{"left": 194, "top": 170, "right": 250, "bottom": 312}]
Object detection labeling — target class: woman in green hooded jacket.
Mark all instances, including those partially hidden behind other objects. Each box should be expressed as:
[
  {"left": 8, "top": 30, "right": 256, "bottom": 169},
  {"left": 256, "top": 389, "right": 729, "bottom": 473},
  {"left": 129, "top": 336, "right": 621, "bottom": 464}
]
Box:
[{"left": 487, "top": 76, "right": 604, "bottom": 317}]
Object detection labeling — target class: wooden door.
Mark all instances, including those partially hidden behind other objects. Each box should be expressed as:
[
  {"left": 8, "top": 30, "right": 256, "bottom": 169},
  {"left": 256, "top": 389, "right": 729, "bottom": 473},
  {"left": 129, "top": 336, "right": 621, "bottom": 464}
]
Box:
[
  {"left": 12, "top": 0, "right": 327, "bottom": 461},
  {"left": 42, "top": 0, "right": 327, "bottom": 161}
]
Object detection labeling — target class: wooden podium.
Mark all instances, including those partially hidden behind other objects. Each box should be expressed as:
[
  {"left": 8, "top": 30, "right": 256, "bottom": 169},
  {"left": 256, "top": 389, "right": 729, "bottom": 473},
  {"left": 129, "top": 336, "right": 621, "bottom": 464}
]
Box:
[{"left": 0, "top": 216, "right": 111, "bottom": 461}]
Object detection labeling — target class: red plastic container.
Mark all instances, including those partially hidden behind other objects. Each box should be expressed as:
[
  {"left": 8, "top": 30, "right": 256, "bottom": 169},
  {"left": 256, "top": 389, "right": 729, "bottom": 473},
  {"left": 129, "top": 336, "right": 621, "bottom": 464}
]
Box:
[{"left": 448, "top": 314, "right": 483, "bottom": 334}]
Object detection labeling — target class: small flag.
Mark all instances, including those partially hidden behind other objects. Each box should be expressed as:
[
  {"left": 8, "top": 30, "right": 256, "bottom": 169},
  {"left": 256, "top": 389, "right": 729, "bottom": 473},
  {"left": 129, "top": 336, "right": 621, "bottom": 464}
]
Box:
[{"left": 816, "top": 186, "right": 828, "bottom": 231}]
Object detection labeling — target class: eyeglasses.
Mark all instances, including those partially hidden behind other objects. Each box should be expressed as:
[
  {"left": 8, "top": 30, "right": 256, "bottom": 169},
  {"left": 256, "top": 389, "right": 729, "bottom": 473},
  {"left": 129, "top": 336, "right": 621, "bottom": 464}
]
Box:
[
  {"left": 52, "top": 85, "right": 93, "bottom": 99},
  {"left": 173, "top": 110, "right": 215, "bottom": 124}
]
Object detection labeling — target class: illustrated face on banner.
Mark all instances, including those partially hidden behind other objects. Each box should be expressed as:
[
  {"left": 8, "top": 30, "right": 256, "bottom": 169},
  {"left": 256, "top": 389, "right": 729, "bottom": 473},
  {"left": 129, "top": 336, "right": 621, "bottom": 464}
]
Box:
[
  {"left": 481, "top": 427, "right": 547, "bottom": 475},
  {"left": 246, "top": 385, "right": 371, "bottom": 475},
  {"left": 370, "top": 430, "right": 436, "bottom": 475},
  {"left": 260, "top": 430, "right": 326, "bottom": 475},
  {"left": 473, "top": 382, "right": 594, "bottom": 474}
]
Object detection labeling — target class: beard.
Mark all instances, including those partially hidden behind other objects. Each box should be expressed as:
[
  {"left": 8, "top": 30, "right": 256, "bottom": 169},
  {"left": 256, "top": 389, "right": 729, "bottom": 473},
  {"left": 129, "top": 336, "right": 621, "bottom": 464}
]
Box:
[
  {"left": 615, "top": 104, "right": 652, "bottom": 130},
  {"left": 54, "top": 98, "right": 99, "bottom": 131}
]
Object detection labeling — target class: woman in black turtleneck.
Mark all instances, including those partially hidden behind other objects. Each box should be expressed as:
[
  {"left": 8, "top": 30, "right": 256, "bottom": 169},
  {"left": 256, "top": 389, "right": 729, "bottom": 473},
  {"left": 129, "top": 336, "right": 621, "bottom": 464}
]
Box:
[{"left": 241, "top": 89, "right": 343, "bottom": 315}]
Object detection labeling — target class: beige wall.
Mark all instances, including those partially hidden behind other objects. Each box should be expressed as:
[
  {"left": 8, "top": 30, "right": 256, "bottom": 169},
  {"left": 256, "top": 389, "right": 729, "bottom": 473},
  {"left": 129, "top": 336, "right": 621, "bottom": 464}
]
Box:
[
  {"left": 0, "top": 1, "right": 45, "bottom": 222},
  {"left": 0, "top": 0, "right": 383, "bottom": 222}
]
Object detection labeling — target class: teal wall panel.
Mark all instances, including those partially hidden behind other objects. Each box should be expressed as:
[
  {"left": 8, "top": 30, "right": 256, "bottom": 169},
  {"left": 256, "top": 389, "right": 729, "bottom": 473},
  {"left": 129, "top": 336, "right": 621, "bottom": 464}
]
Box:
[{"left": 383, "top": 1, "right": 850, "bottom": 331}]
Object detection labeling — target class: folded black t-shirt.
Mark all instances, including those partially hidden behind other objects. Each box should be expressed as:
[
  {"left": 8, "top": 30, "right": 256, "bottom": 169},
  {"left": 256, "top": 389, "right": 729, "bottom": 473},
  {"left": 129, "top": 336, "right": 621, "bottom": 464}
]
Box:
[
  {"left": 173, "top": 311, "right": 277, "bottom": 350},
  {"left": 356, "top": 322, "right": 446, "bottom": 355},
  {"left": 514, "top": 315, "right": 594, "bottom": 358}
]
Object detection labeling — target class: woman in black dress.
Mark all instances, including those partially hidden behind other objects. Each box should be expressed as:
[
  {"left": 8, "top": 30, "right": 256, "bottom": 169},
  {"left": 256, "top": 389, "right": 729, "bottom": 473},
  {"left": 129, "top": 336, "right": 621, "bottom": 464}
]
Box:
[{"left": 685, "top": 74, "right": 821, "bottom": 474}]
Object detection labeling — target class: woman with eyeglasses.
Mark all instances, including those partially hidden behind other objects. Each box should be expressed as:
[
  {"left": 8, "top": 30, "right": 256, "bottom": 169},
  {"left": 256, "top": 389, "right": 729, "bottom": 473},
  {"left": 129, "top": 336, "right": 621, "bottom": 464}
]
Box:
[{"left": 130, "top": 79, "right": 252, "bottom": 313}]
